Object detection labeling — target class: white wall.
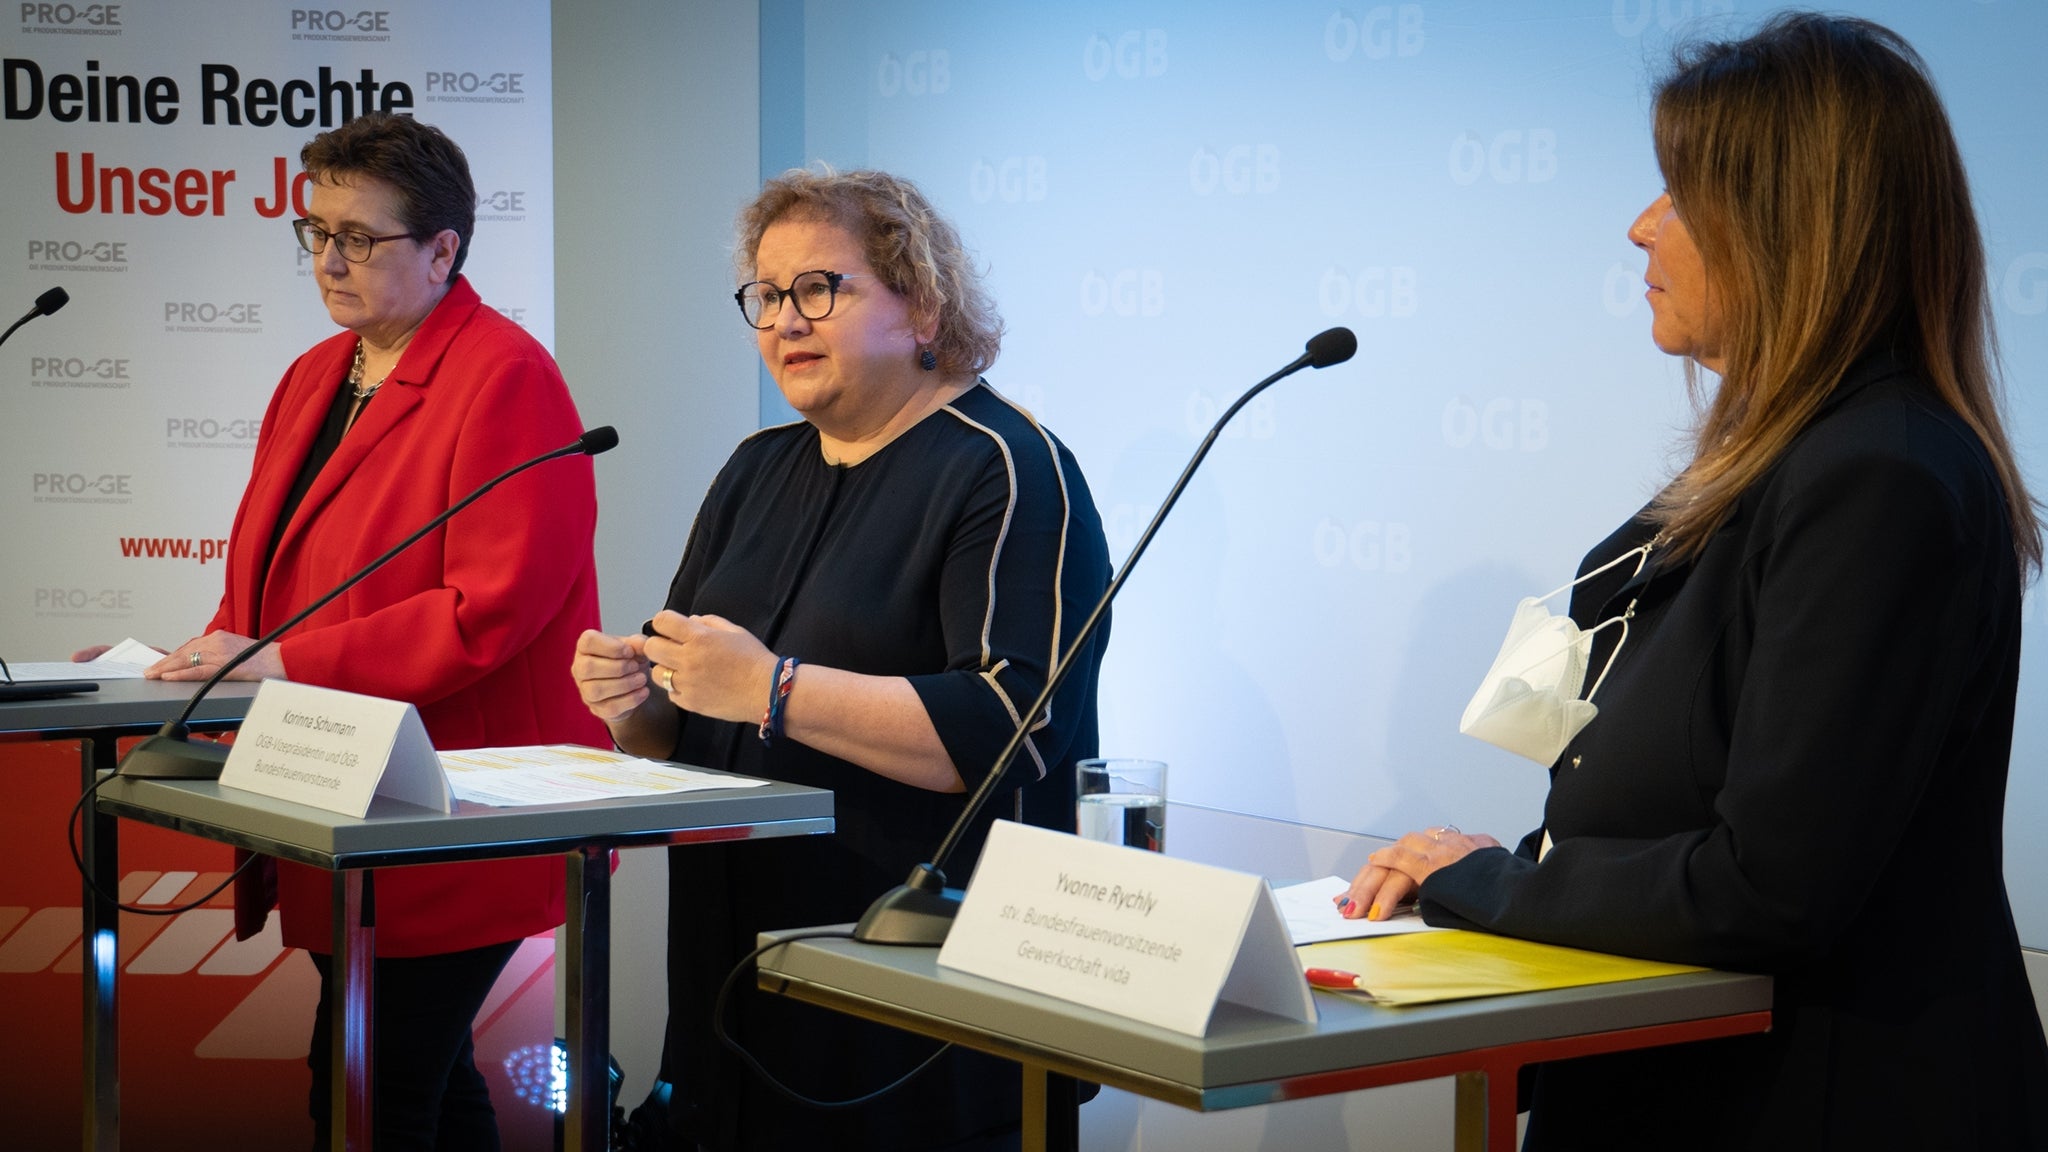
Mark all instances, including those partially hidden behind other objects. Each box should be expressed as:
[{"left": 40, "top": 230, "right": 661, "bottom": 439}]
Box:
[{"left": 552, "top": 0, "right": 762, "bottom": 1108}]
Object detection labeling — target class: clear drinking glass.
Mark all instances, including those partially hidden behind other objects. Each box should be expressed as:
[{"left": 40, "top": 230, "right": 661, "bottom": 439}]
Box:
[{"left": 1075, "top": 758, "right": 1166, "bottom": 851}]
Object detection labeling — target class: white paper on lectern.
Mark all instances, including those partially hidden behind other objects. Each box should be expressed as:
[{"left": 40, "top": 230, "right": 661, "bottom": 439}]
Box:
[
  {"left": 937, "top": 821, "right": 1316, "bottom": 1037},
  {"left": 219, "top": 681, "right": 452, "bottom": 817}
]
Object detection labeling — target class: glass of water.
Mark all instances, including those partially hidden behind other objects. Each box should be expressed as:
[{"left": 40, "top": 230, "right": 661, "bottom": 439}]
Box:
[{"left": 1075, "top": 758, "right": 1166, "bottom": 851}]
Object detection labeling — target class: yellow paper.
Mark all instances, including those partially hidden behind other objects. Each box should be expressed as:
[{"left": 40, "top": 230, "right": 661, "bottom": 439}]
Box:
[{"left": 1299, "top": 930, "right": 1706, "bottom": 1006}]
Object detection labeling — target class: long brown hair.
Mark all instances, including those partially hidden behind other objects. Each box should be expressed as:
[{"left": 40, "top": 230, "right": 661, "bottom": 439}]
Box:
[{"left": 1647, "top": 13, "right": 2041, "bottom": 574}]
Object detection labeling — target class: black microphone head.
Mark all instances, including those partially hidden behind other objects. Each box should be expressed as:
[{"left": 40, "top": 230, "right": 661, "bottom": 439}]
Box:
[
  {"left": 579, "top": 425, "right": 620, "bottom": 455},
  {"left": 1306, "top": 327, "right": 1357, "bottom": 369},
  {"left": 35, "top": 286, "right": 69, "bottom": 316}
]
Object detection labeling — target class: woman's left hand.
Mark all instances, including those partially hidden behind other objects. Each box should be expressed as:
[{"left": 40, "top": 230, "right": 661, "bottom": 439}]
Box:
[
  {"left": 145, "top": 631, "right": 285, "bottom": 682},
  {"left": 1336, "top": 826, "right": 1502, "bottom": 919},
  {"left": 642, "top": 609, "right": 778, "bottom": 724}
]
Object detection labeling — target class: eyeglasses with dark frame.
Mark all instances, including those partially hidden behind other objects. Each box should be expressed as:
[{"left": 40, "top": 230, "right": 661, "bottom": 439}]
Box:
[
  {"left": 293, "top": 218, "right": 420, "bottom": 264},
  {"left": 734, "top": 270, "right": 863, "bottom": 329}
]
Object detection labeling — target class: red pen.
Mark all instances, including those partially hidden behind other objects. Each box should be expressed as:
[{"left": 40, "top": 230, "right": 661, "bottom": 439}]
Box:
[{"left": 1303, "top": 967, "right": 1374, "bottom": 994}]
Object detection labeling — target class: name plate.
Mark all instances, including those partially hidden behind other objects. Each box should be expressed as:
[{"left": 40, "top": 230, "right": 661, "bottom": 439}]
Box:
[
  {"left": 938, "top": 821, "right": 1315, "bottom": 1037},
  {"left": 218, "top": 680, "right": 450, "bottom": 817}
]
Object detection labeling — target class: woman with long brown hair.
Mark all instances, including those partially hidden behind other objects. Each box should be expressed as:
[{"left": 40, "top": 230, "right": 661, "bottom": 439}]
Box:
[{"left": 1341, "top": 13, "right": 2048, "bottom": 1148}]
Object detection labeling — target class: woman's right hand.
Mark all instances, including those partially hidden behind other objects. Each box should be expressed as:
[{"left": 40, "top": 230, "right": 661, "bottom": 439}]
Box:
[{"left": 571, "top": 629, "right": 652, "bottom": 722}]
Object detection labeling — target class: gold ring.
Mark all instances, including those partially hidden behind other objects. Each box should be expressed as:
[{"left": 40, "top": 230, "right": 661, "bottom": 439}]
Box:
[{"left": 658, "top": 667, "right": 675, "bottom": 692}]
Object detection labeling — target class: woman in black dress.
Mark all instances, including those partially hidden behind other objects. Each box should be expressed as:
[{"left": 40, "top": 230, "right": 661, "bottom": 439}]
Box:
[
  {"left": 572, "top": 168, "right": 1110, "bottom": 1151},
  {"left": 1338, "top": 15, "right": 2048, "bottom": 1149}
]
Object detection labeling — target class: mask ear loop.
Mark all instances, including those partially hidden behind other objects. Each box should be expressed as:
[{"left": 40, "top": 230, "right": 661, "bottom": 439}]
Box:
[
  {"left": 1531, "top": 541, "right": 1655, "bottom": 607},
  {"left": 1535, "top": 541, "right": 1655, "bottom": 703}
]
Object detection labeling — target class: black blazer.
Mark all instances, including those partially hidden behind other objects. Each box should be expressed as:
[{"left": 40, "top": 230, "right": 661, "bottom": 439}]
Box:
[{"left": 1421, "top": 352, "right": 2048, "bottom": 1150}]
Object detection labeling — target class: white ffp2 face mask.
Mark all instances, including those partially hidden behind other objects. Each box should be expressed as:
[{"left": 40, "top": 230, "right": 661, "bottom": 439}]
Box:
[{"left": 1459, "top": 542, "right": 1654, "bottom": 767}]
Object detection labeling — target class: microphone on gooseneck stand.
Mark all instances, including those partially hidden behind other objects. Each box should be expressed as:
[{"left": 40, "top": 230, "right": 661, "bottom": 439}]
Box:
[
  {"left": 115, "top": 425, "right": 622, "bottom": 781},
  {"left": 0, "top": 286, "right": 69, "bottom": 347},
  {"left": 853, "top": 327, "right": 1361, "bottom": 946}
]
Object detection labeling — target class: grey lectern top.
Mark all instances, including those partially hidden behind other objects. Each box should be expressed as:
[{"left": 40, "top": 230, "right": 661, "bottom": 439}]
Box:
[
  {"left": 0, "top": 678, "right": 259, "bottom": 738},
  {"left": 97, "top": 771, "right": 833, "bottom": 867}
]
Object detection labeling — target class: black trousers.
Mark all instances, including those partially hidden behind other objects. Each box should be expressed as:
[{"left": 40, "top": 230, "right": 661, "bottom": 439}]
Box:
[{"left": 307, "top": 939, "right": 521, "bottom": 1152}]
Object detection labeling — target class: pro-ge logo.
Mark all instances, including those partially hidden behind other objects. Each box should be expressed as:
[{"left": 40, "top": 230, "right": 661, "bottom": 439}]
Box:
[
  {"left": 290, "top": 9, "right": 389, "bottom": 33},
  {"left": 1190, "top": 145, "right": 1279, "bottom": 196},
  {"left": 34, "top": 586, "right": 134, "bottom": 615},
  {"left": 495, "top": 305, "right": 527, "bottom": 326},
  {"left": 18, "top": 3, "right": 124, "bottom": 33},
  {"left": 166, "top": 416, "right": 262, "bottom": 448},
  {"left": 28, "top": 238, "right": 127, "bottom": 271},
  {"left": 425, "top": 70, "right": 525, "bottom": 102},
  {"left": 969, "top": 156, "right": 1046, "bottom": 204},
  {"left": 877, "top": 49, "right": 948, "bottom": 96},
  {"left": 163, "top": 301, "right": 263, "bottom": 333},
  {"left": 30, "top": 354, "right": 130, "bottom": 390},
  {"left": 32, "top": 472, "right": 133, "bottom": 503},
  {"left": 474, "top": 190, "right": 527, "bottom": 221},
  {"left": 1325, "top": 6, "right": 1424, "bottom": 61},
  {"left": 1083, "top": 29, "right": 1166, "bottom": 80},
  {"left": 1449, "top": 130, "right": 1557, "bottom": 185},
  {"left": 1612, "top": 0, "right": 1734, "bottom": 38}
]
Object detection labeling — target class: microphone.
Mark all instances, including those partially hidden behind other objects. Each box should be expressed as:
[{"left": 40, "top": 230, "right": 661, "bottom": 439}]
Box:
[
  {"left": 854, "top": 328, "right": 1359, "bottom": 945},
  {"left": 117, "top": 425, "right": 620, "bottom": 780},
  {"left": 0, "top": 286, "right": 70, "bottom": 348}
]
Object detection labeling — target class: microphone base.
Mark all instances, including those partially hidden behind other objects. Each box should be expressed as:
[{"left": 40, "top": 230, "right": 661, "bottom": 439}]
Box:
[
  {"left": 117, "top": 734, "right": 231, "bottom": 780},
  {"left": 852, "top": 881, "right": 964, "bottom": 946}
]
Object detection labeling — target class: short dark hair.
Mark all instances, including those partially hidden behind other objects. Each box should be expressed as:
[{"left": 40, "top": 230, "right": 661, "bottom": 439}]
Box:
[{"left": 301, "top": 113, "right": 477, "bottom": 274}]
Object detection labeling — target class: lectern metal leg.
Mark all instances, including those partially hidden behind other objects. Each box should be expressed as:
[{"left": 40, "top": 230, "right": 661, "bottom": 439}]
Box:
[
  {"left": 565, "top": 845, "right": 610, "bottom": 1152},
  {"left": 331, "top": 869, "right": 374, "bottom": 1152},
  {"left": 1020, "top": 1064, "right": 1078, "bottom": 1152},
  {"left": 81, "top": 736, "right": 119, "bottom": 1152},
  {"left": 1454, "top": 1066, "right": 1518, "bottom": 1151}
]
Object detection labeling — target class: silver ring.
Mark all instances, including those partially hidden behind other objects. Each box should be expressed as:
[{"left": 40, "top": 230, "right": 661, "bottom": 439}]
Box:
[
  {"left": 1429, "top": 824, "right": 1460, "bottom": 842},
  {"left": 657, "top": 667, "right": 675, "bottom": 692},
  {"left": 189, "top": 651, "right": 203, "bottom": 668}
]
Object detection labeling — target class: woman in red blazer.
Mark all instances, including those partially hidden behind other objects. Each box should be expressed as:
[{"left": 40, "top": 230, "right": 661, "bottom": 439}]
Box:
[{"left": 138, "top": 113, "right": 605, "bottom": 1149}]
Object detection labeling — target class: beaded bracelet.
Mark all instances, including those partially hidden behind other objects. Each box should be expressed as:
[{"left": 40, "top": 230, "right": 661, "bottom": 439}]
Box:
[{"left": 758, "top": 655, "right": 799, "bottom": 746}]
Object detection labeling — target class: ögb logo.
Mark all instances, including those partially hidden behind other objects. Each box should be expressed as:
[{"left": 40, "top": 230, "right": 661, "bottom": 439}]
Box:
[
  {"left": 969, "top": 156, "right": 1047, "bottom": 204},
  {"left": 28, "top": 239, "right": 127, "bottom": 266},
  {"left": 1319, "top": 266, "right": 1418, "bottom": 319},
  {"left": 1185, "top": 391, "right": 1274, "bottom": 441},
  {"left": 290, "top": 9, "right": 388, "bottom": 32},
  {"left": 877, "top": 50, "right": 948, "bottom": 96},
  {"left": 1190, "top": 145, "right": 1279, "bottom": 196},
  {"left": 1449, "top": 130, "right": 1557, "bottom": 186},
  {"left": 1604, "top": 262, "right": 1643, "bottom": 317},
  {"left": 1079, "top": 269, "right": 1164, "bottom": 318},
  {"left": 1325, "top": 6, "right": 1424, "bottom": 61},
  {"left": 1082, "top": 29, "right": 1166, "bottom": 80},
  {"left": 2001, "top": 253, "right": 2048, "bottom": 317},
  {"left": 1442, "top": 397, "right": 1550, "bottom": 452},
  {"left": 1612, "top": 0, "right": 1734, "bottom": 38},
  {"left": 1314, "top": 518, "right": 1414, "bottom": 573}
]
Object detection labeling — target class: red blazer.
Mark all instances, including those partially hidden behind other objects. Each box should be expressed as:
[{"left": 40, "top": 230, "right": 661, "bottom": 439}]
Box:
[{"left": 214, "top": 276, "right": 607, "bottom": 956}]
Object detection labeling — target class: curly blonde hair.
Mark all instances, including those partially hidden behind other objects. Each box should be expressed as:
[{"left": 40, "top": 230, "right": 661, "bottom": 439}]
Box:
[{"left": 736, "top": 168, "right": 1003, "bottom": 377}]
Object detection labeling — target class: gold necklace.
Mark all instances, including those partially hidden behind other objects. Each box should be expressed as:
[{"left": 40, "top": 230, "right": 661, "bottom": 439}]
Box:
[{"left": 348, "top": 340, "right": 388, "bottom": 400}]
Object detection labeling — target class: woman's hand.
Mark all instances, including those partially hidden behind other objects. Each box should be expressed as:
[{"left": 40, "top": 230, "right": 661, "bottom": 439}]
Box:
[
  {"left": 641, "top": 610, "right": 777, "bottom": 725},
  {"left": 571, "top": 629, "right": 653, "bottom": 722},
  {"left": 72, "top": 644, "right": 116, "bottom": 662},
  {"left": 145, "top": 632, "right": 281, "bottom": 682},
  {"left": 1336, "top": 826, "right": 1502, "bottom": 919}
]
